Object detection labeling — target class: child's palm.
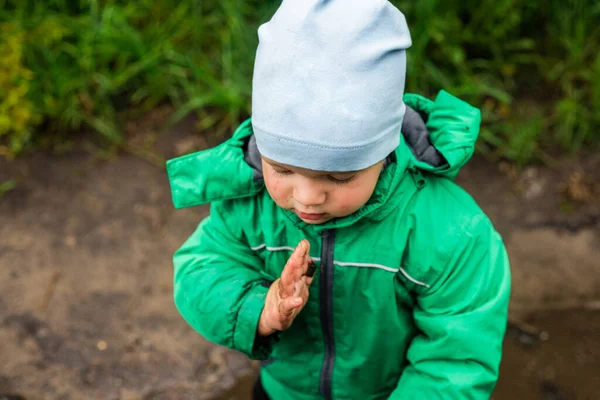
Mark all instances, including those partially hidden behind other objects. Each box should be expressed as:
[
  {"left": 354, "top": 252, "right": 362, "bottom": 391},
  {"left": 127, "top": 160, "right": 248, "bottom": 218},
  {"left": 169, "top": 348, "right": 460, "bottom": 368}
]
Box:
[{"left": 257, "top": 240, "right": 315, "bottom": 336}]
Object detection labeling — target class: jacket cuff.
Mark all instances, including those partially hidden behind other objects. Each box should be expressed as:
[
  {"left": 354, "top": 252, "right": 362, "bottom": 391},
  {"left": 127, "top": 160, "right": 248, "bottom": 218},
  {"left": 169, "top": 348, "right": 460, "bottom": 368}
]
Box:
[{"left": 233, "top": 285, "right": 271, "bottom": 359}]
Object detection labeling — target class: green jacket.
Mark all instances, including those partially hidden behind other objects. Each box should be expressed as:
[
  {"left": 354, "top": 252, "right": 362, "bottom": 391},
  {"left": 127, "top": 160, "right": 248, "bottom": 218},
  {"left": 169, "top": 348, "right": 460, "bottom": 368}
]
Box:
[{"left": 167, "top": 91, "right": 511, "bottom": 400}]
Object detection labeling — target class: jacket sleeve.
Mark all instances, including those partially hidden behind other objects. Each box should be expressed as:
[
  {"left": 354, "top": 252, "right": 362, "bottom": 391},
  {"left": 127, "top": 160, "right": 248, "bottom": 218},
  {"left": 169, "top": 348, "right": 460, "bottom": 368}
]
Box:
[
  {"left": 390, "top": 216, "right": 511, "bottom": 399},
  {"left": 173, "top": 200, "right": 272, "bottom": 359}
]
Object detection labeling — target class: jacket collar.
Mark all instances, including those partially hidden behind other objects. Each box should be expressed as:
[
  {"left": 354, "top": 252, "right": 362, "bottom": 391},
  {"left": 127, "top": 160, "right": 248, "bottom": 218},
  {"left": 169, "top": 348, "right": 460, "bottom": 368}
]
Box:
[{"left": 166, "top": 91, "right": 480, "bottom": 225}]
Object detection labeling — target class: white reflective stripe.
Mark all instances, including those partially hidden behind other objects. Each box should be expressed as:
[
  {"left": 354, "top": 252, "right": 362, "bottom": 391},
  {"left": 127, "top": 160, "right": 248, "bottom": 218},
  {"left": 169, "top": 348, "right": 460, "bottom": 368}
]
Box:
[
  {"left": 251, "top": 244, "right": 319, "bottom": 259},
  {"left": 399, "top": 267, "right": 430, "bottom": 288},
  {"left": 333, "top": 261, "right": 399, "bottom": 273},
  {"left": 251, "top": 243, "right": 294, "bottom": 252},
  {"left": 250, "top": 245, "right": 429, "bottom": 286},
  {"left": 333, "top": 261, "right": 431, "bottom": 288},
  {"left": 267, "top": 246, "right": 295, "bottom": 252}
]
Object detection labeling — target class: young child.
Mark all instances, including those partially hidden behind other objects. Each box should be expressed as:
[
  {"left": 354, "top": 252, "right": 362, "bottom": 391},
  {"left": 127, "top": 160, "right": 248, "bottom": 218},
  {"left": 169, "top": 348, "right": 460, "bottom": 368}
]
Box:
[{"left": 167, "top": 1, "right": 511, "bottom": 399}]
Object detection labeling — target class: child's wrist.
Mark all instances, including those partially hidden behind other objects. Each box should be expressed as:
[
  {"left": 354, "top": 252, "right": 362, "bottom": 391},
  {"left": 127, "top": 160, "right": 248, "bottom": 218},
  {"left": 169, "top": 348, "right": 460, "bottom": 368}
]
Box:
[{"left": 257, "top": 318, "right": 276, "bottom": 337}]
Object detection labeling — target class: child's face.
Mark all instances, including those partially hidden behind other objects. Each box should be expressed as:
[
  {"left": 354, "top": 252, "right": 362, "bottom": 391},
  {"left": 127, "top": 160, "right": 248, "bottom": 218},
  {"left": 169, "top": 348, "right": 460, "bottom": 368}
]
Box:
[{"left": 261, "top": 157, "right": 385, "bottom": 224}]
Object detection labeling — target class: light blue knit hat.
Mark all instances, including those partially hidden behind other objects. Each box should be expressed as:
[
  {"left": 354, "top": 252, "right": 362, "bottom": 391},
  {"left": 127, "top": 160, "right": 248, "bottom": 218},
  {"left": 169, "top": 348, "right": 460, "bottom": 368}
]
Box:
[{"left": 251, "top": 0, "right": 412, "bottom": 172}]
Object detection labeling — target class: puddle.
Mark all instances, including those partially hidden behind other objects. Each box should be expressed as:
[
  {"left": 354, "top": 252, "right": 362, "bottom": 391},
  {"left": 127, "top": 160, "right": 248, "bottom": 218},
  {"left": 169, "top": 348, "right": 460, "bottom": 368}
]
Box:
[{"left": 494, "top": 309, "right": 600, "bottom": 400}]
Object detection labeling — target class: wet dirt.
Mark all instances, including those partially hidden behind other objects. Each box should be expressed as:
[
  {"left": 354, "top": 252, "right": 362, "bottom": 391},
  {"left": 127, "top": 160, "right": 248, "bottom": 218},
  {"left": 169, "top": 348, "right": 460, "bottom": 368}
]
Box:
[
  {"left": 0, "top": 117, "right": 598, "bottom": 399},
  {"left": 495, "top": 309, "right": 600, "bottom": 400}
]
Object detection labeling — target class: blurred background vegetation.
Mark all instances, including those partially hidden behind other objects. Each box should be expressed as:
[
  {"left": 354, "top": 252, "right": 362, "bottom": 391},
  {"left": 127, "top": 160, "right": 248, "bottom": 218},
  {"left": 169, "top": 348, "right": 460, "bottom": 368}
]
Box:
[{"left": 0, "top": 0, "right": 598, "bottom": 165}]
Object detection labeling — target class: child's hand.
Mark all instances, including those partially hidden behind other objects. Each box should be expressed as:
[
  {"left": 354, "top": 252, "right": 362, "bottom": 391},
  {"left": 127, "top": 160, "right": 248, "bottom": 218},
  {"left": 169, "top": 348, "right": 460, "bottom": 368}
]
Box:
[{"left": 257, "top": 240, "right": 315, "bottom": 337}]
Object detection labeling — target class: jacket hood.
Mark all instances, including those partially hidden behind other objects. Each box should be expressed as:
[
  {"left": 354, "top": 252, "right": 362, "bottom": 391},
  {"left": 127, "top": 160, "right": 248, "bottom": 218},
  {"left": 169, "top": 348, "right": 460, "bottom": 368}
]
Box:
[{"left": 167, "top": 90, "right": 480, "bottom": 211}]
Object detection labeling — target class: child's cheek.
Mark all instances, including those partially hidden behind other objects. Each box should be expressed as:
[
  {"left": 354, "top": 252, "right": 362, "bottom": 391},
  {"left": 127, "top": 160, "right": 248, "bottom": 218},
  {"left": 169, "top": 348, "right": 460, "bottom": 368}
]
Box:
[
  {"left": 266, "top": 175, "right": 286, "bottom": 205},
  {"left": 337, "top": 205, "right": 352, "bottom": 216},
  {"left": 334, "top": 195, "right": 354, "bottom": 213},
  {"left": 335, "top": 191, "right": 364, "bottom": 214}
]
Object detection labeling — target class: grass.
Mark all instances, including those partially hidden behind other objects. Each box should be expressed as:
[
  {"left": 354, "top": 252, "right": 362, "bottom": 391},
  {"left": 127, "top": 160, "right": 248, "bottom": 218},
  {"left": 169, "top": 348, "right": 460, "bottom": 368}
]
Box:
[
  {"left": 0, "top": 179, "right": 17, "bottom": 195},
  {"left": 0, "top": 0, "right": 598, "bottom": 165}
]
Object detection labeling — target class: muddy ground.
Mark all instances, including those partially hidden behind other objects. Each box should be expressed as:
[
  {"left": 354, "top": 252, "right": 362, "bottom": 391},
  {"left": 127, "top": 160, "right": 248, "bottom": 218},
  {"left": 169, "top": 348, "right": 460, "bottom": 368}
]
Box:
[{"left": 1, "top": 116, "right": 599, "bottom": 400}]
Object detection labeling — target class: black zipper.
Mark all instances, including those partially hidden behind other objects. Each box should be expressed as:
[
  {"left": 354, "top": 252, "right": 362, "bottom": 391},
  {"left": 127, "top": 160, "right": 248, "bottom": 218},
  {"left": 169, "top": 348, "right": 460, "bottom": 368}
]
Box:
[{"left": 319, "top": 229, "right": 336, "bottom": 400}]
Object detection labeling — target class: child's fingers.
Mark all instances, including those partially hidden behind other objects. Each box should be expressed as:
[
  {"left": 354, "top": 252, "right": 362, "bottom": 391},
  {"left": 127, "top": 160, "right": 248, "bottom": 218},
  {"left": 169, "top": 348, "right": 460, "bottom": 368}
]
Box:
[
  {"left": 278, "top": 296, "right": 303, "bottom": 319},
  {"left": 291, "top": 243, "right": 310, "bottom": 283},
  {"left": 280, "top": 268, "right": 297, "bottom": 299},
  {"left": 280, "top": 240, "right": 308, "bottom": 297},
  {"left": 290, "top": 242, "right": 312, "bottom": 296}
]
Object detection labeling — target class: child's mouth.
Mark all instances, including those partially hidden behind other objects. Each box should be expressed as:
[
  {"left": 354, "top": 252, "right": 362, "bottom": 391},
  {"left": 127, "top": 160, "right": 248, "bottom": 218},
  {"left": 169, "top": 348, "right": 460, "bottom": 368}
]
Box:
[{"left": 295, "top": 210, "right": 326, "bottom": 221}]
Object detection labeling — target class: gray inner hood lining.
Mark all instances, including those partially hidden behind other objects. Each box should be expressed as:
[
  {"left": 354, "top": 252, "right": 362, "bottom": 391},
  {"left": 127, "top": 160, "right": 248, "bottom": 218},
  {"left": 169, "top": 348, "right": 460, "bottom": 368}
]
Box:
[{"left": 243, "top": 105, "right": 446, "bottom": 180}]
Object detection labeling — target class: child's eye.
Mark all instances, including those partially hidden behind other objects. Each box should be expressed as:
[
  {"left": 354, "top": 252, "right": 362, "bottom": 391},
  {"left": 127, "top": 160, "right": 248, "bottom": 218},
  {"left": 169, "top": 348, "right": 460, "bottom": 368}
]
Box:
[
  {"left": 327, "top": 175, "right": 356, "bottom": 185},
  {"left": 274, "top": 169, "right": 293, "bottom": 176}
]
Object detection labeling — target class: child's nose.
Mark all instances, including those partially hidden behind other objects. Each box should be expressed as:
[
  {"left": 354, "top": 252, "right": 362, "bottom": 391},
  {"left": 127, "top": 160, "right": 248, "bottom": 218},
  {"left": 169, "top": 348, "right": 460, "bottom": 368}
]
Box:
[{"left": 293, "top": 178, "right": 326, "bottom": 207}]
